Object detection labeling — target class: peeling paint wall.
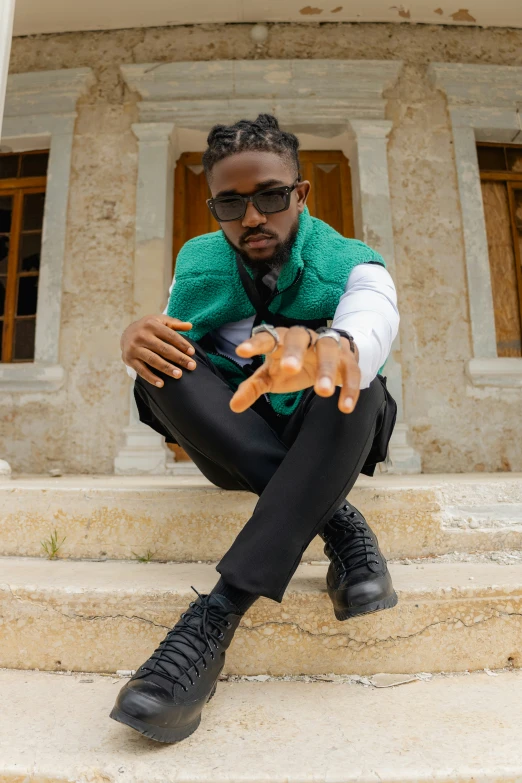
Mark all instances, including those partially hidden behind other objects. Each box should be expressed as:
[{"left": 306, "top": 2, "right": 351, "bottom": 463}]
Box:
[{"left": 6, "top": 22, "right": 522, "bottom": 474}]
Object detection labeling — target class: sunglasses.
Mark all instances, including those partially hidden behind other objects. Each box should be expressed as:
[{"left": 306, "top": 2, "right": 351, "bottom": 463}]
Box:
[{"left": 207, "top": 181, "right": 299, "bottom": 223}]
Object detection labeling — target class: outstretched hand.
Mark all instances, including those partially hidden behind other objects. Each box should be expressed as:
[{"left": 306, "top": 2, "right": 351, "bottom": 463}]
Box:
[{"left": 229, "top": 326, "right": 360, "bottom": 415}]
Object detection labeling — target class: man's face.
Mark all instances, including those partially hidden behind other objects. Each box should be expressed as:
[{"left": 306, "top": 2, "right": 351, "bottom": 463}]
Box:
[{"left": 208, "top": 150, "right": 310, "bottom": 266}]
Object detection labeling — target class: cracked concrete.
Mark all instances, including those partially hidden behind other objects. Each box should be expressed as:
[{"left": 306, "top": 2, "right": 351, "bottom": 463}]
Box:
[{"left": 1, "top": 558, "right": 521, "bottom": 676}]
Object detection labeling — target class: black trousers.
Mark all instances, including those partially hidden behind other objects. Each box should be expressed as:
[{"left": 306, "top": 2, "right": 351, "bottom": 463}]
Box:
[{"left": 134, "top": 342, "right": 396, "bottom": 602}]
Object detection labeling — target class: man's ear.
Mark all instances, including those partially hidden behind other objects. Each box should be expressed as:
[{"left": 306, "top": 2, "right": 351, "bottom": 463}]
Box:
[{"left": 296, "top": 180, "right": 311, "bottom": 213}]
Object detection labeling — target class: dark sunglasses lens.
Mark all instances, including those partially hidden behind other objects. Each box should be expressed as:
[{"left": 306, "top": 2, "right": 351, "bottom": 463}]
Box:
[
  {"left": 255, "top": 189, "right": 288, "bottom": 214},
  {"left": 213, "top": 197, "right": 244, "bottom": 221}
]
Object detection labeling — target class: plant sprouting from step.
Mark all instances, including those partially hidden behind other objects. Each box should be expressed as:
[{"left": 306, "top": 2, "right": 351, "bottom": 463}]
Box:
[
  {"left": 132, "top": 549, "right": 157, "bottom": 563},
  {"left": 41, "top": 530, "right": 67, "bottom": 560}
]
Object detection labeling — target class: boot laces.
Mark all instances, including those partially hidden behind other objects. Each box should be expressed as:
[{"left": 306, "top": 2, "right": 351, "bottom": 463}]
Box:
[
  {"left": 141, "top": 588, "right": 232, "bottom": 691},
  {"left": 325, "top": 507, "right": 380, "bottom": 578}
]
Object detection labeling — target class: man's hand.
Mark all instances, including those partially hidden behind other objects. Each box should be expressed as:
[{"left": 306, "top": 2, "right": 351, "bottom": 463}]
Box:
[
  {"left": 229, "top": 326, "right": 360, "bottom": 414},
  {"left": 121, "top": 315, "right": 196, "bottom": 388}
]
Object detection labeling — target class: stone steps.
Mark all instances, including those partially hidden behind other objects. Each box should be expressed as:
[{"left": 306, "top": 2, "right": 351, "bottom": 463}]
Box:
[
  {"left": 2, "top": 473, "right": 522, "bottom": 562},
  {"left": 1, "top": 668, "right": 521, "bottom": 782},
  {"left": 2, "top": 557, "right": 521, "bottom": 676}
]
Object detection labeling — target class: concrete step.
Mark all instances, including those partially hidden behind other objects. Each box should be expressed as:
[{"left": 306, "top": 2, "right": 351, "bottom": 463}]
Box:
[
  {"left": 2, "top": 668, "right": 521, "bottom": 782},
  {"left": 2, "top": 557, "right": 521, "bottom": 676},
  {"left": 1, "top": 473, "right": 522, "bottom": 562}
]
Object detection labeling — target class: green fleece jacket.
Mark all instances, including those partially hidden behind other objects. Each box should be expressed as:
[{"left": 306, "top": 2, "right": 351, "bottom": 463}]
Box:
[{"left": 167, "top": 207, "right": 385, "bottom": 415}]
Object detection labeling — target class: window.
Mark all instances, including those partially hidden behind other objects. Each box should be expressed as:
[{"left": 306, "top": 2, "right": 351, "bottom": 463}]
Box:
[
  {"left": 478, "top": 143, "right": 522, "bottom": 358},
  {"left": 0, "top": 151, "right": 49, "bottom": 362}
]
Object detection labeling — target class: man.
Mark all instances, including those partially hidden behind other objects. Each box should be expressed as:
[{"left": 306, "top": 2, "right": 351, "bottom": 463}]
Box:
[{"left": 111, "top": 114, "right": 399, "bottom": 744}]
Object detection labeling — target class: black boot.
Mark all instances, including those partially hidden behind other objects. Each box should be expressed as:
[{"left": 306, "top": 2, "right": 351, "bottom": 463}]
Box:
[
  {"left": 321, "top": 502, "right": 398, "bottom": 621},
  {"left": 110, "top": 591, "right": 242, "bottom": 743}
]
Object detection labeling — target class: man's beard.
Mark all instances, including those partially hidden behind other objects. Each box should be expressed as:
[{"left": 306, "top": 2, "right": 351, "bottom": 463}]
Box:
[{"left": 224, "top": 218, "right": 299, "bottom": 274}]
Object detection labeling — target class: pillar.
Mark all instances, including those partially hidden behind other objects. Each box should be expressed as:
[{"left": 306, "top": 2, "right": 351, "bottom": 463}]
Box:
[
  {"left": 114, "top": 122, "right": 178, "bottom": 474},
  {"left": 345, "top": 119, "right": 422, "bottom": 473}
]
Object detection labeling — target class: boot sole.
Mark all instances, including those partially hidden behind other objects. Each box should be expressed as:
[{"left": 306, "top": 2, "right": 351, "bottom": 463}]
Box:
[
  {"left": 110, "top": 681, "right": 217, "bottom": 744},
  {"left": 334, "top": 590, "right": 398, "bottom": 621}
]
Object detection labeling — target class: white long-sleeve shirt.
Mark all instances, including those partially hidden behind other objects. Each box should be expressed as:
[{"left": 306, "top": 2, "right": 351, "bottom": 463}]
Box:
[{"left": 126, "top": 263, "right": 399, "bottom": 389}]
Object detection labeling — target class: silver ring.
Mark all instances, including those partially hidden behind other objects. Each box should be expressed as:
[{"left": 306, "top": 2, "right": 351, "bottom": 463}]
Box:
[
  {"left": 314, "top": 328, "right": 341, "bottom": 347},
  {"left": 251, "top": 324, "right": 280, "bottom": 354}
]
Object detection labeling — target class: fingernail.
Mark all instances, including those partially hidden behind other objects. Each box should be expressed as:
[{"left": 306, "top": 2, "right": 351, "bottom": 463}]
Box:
[
  {"left": 155, "top": 381, "right": 163, "bottom": 387},
  {"left": 345, "top": 396, "right": 354, "bottom": 409},
  {"left": 318, "top": 378, "right": 333, "bottom": 392},
  {"left": 282, "top": 357, "right": 300, "bottom": 370},
  {"left": 187, "top": 346, "right": 195, "bottom": 355},
  {"left": 187, "top": 361, "right": 196, "bottom": 370},
  {"left": 173, "top": 369, "right": 181, "bottom": 378},
  {"left": 241, "top": 342, "right": 253, "bottom": 351}
]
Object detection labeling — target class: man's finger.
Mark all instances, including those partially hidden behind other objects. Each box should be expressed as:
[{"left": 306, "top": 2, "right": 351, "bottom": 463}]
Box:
[
  {"left": 235, "top": 329, "right": 284, "bottom": 358},
  {"left": 161, "top": 316, "right": 193, "bottom": 332},
  {"left": 145, "top": 336, "right": 197, "bottom": 370},
  {"left": 230, "top": 367, "right": 272, "bottom": 412},
  {"left": 280, "top": 326, "right": 313, "bottom": 374},
  {"left": 154, "top": 322, "right": 196, "bottom": 356},
  {"left": 138, "top": 347, "right": 184, "bottom": 380},
  {"left": 132, "top": 359, "right": 166, "bottom": 388},
  {"left": 314, "top": 336, "right": 341, "bottom": 397},
  {"left": 338, "top": 353, "right": 361, "bottom": 413}
]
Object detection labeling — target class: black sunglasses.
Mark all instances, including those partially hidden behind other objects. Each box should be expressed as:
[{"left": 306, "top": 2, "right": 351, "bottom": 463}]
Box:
[{"left": 207, "top": 181, "right": 300, "bottom": 223}]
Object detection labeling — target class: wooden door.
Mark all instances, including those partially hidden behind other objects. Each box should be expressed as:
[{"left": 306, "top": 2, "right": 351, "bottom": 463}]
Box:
[
  {"left": 480, "top": 179, "right": 522, "bottom": 357},
  {"left": 172, "top": 150, "right": 354, "bottom": 266}
]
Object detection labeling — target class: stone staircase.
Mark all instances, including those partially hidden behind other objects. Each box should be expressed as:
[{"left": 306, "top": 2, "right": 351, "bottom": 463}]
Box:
[{"left": 1, "top": 472, "right": 522, "bottom": 782}]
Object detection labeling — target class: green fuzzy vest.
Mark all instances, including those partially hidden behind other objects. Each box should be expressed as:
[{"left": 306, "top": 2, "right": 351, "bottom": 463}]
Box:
[{"left": 167, "top": 207, "right": 385, "bottom": 415}]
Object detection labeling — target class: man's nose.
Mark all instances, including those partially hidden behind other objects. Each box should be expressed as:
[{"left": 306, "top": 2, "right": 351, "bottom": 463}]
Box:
[{"left": 242, "top": 201, "right": 267, "bottom": 228}]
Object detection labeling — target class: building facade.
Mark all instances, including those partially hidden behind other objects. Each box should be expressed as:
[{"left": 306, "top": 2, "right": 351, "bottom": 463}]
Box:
[{"left": 1, "top": 20, "right": 522, "bottom": 475}]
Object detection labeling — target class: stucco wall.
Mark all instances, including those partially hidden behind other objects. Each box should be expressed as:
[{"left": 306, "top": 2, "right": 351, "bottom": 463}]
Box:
[{"left": 6, "top": 22, "right": 522, "bottom": 474}]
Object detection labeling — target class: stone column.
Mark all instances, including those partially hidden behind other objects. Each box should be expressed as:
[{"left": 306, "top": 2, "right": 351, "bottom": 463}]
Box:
[
  {"left": 345, "top": 119, "right": 422, "bottom": 473},
  {"left": 0, "top": 0, "right": 15, "bottom": 478},
  {"left": 450, "top": 120, "right": 497, "bottom": 359},
  {"left": 114, "top": 123, "right": 178, "bottom": 474}
]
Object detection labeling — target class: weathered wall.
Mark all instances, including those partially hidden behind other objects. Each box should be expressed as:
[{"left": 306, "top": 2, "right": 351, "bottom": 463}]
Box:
[{"left": 5, "top": 22, "right": 522, "bottom": 474}]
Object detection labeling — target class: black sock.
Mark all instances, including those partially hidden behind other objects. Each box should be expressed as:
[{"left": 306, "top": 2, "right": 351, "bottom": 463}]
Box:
[{"left": 211, "top": 577, "right": 258, "bottom": 614}]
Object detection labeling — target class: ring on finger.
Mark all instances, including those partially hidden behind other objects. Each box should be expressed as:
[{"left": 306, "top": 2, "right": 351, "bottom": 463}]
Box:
[
  {"left": 251, "top": 323, "right": 280, "bottom": 354},
  {"left": 314, "top": 327, "right": 341, "bottom": 347}
]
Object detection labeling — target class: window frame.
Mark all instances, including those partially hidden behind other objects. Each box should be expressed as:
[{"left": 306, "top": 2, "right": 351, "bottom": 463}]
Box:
[
  {"left": 0, "top": 66, "right": 94, "bottom": 391},
  {"left": 0, "top": 152, "right": 48, "bottom": 363},
  {"left": 429, "top": 62, "right": 522, "bottom": 388}
]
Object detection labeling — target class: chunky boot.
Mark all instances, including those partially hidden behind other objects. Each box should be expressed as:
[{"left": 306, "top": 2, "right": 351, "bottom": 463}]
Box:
[
  {"left": 321, "top": 502, "right": 398, "bottom": 621},
  {"left": 110, "top": 592, "right": 242, "bottom": 743}
]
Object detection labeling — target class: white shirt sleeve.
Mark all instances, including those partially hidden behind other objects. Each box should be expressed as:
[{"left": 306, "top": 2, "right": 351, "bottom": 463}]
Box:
[
  {"left": 332, "top": 264, "right": 399, "bottom": 389},
  {"left": 124, "top": 276, "right": 176, "bottom": 380}
]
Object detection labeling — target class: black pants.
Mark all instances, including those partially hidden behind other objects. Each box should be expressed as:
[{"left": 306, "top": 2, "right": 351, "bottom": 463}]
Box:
[{"left": 134, "top": 342, "right": 396, "bottom": 602}]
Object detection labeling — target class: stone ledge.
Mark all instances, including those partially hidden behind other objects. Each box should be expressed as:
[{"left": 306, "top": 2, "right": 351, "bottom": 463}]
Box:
[
  {"left": 467, "top": 357, "right": 522, "bottom": 388},
  {"left": 1, "top": 668, "right": 521, "bottom": 782},
  {"left": 1, "top": 473, "right": 521, "bottom": 562},
  {"left": 1, "top": 558, "right": 521, "bottom": 676},
  {"left": 0, "top": 363, "right": 65, "bottom": 392},
  {"left": 120, "top": 59, "right": 403, "bottom": 125}
]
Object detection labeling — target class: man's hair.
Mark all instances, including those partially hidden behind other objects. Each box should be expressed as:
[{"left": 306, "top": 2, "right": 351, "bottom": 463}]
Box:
[{"left": 202, "top": 114, "right": 301, "bottom": 180}]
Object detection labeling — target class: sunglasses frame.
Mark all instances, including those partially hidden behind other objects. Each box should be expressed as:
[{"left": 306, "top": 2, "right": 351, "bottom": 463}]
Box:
[{"left": 207, "top": 180, "right": 300, "bottom": 223}]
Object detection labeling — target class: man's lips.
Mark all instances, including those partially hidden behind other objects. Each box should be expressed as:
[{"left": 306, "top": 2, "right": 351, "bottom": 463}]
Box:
[{"left": 243, "top": 235, "right": 275, "bottom": 249}]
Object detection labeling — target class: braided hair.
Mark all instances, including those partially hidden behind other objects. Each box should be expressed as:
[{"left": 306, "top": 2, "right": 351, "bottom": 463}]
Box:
[{"left": 202, "top": 114, "right": 301, "bottom": 180}]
